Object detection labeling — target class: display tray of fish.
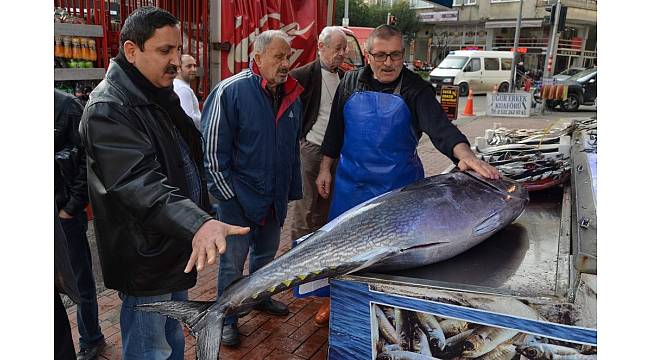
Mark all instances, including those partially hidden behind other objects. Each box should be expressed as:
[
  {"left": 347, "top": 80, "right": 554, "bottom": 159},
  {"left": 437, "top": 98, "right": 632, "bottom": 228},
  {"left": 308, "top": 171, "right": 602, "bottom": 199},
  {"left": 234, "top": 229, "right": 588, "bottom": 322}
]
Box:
[
  {"left": 475, "top": 117, "right": 596, "bottom": 192},
  {"left": 136, "top": 171, "right": 529, "bottom": 360},
  {"left": 371, "top": 304, "right": 597, "bottom": 360}
]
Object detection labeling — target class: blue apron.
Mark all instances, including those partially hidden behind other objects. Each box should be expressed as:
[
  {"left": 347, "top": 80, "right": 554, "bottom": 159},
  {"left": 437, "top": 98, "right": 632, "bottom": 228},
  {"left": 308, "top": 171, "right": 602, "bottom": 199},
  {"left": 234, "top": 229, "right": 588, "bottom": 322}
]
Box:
[
  {"left": 328, "top": 81, "right": 425, "bottom": 221},
  {"left": 293, "top": 80, "right": 425, "bottom": 299}
]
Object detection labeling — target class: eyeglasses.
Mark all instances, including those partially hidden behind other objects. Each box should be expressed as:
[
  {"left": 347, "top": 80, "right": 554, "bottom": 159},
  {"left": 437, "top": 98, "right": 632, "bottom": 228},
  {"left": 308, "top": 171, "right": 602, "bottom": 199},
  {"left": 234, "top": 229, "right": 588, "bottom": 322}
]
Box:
[{"left": 369, "top": 51, "right": 404, "bottom": 62}]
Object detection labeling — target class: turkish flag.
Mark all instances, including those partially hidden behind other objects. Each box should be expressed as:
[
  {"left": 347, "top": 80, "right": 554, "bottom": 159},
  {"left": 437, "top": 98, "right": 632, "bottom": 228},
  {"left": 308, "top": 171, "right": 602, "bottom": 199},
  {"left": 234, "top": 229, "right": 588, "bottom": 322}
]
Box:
[{"left": 220, "top": 0, "right": 331, "bottom": 80}]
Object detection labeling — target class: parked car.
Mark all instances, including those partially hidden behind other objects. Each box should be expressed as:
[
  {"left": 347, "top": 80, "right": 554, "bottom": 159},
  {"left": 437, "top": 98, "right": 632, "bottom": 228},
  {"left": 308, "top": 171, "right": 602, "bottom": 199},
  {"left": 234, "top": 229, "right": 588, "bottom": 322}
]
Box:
[
  {"left": 553, "top": 67, "right": 586, "bottom": 81},
  {"left": 547, "top": 68, "right": 597, "bottom": 111},
  {"left": 429, "top": 50, "right": 514, "bottom": 96}
]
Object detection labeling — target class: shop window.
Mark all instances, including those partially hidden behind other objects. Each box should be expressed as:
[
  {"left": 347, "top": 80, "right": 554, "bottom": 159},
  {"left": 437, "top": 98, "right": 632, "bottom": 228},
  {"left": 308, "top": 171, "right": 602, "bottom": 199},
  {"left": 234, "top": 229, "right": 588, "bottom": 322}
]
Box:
[{"left": 485, "top": 58, "right": 499, "bottom": 70}]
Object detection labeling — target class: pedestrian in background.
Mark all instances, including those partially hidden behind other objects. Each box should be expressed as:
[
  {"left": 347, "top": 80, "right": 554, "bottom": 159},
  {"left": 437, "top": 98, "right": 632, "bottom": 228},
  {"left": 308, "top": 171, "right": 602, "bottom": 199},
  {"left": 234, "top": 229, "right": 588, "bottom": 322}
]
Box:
[
  {"left": 201, "top": 29, "right": 304, "bottom": 347},
  {"left": 289, "top": 25, "right": 348, "bottom": 328},
  {"left": 174, "top": 54, "right": 202, "bottom": 129},
  {"left": 79, "top": 7, "right": 248, "bottom": 359},
  {"left": 54, "top": 88, "right": 106, "bottom": 360},
  {"left": 55, "top": 204, "right": 82, "bottom": 360}
]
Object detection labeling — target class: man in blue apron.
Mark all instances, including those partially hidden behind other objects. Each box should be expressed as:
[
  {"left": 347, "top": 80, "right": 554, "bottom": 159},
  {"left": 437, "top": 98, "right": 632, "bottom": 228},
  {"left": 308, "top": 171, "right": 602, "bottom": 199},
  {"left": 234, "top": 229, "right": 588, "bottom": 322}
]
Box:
[{"left": 313, "top": 25, "right": 500, "bottom": 324}]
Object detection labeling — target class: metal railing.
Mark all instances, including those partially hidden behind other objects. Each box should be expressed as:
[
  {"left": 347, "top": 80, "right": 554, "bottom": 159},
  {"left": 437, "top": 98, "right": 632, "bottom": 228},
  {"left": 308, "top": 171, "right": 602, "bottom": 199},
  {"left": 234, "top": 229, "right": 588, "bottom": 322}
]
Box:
[{"left": 535, "top": 0, "right": 597, "bottom": 11}]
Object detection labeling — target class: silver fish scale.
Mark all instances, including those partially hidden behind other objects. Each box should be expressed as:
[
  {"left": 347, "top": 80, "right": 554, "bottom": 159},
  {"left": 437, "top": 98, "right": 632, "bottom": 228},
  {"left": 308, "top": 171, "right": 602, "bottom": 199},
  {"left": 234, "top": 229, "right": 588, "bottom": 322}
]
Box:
[{"left": 222, "top": 172, "right": 527, "bottom": 309}]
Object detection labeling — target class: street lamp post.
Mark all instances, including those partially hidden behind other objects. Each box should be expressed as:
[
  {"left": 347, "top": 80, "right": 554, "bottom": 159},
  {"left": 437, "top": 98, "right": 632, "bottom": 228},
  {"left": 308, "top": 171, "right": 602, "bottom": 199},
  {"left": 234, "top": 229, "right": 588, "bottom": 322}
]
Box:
[
  {"left": 509, "top": 0, "right": 524, "bottom": 92},
  {"left": 541, "top": 0, "right": 561, "bottom": 114}
]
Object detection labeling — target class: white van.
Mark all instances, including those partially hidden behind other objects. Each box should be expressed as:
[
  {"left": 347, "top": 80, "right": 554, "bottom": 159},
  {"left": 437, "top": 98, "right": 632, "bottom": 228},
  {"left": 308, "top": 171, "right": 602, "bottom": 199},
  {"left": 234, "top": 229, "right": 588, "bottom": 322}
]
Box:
[{"left": 429, "top": 50, "right": 514, "bottom": 96}]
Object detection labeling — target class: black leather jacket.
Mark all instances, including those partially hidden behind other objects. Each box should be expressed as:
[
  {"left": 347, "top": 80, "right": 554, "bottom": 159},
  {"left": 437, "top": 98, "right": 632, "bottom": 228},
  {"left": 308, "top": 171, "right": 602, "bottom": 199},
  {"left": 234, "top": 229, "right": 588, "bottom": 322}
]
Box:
[
  {"left": 55, "top": 89, "right": 88, "bottom": 216},
  {"left": 80, "top": 60, "right": 212, "bottom": 296}
]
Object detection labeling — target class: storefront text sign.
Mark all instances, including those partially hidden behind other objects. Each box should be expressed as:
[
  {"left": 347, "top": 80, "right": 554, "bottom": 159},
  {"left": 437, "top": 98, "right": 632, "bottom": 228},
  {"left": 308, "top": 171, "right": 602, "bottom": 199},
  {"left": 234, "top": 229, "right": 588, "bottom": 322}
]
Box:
[
  {"left": 487, "top": 93, "right": 532, "bottom": 117},
  {"left": 440, "top": 85, "right": 459, "bottom": 120}
]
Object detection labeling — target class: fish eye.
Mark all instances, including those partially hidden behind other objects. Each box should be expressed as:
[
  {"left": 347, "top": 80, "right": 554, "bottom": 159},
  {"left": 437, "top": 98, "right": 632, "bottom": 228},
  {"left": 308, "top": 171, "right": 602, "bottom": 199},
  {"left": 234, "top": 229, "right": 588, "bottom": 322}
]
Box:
[{"left": 525, "top": 349, "right": 537, "bottom": 357}]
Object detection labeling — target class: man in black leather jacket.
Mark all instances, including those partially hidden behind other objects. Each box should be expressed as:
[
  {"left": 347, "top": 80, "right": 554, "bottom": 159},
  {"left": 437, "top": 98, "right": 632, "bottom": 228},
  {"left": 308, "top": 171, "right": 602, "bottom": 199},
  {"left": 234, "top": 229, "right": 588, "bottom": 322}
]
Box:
[
  {"left": 79, "top": 7, "right": 248, "bottom": 359},
  {"left": 54, "top": 88, "right": 106, "bottom": 360}
]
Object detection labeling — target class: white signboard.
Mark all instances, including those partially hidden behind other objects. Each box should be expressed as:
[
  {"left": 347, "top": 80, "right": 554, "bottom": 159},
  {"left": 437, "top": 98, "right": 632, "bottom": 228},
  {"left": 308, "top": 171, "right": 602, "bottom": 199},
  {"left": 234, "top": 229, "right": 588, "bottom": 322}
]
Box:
[
  {"left": 419, "top": 10, "right": 459, "bottom": 23},
  {"left": 487, "top": 93, "right": 532, "bottom": 117}
]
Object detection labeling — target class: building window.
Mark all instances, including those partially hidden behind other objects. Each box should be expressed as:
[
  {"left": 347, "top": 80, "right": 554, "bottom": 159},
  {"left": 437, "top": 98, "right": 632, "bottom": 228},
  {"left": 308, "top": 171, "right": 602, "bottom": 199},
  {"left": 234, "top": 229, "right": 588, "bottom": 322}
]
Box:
[
  {"left": 490, "top": 0, "right": 520, "bottom": 3},
  {"left": 453, "top": 0, "right": 476, "bottom": 6}
]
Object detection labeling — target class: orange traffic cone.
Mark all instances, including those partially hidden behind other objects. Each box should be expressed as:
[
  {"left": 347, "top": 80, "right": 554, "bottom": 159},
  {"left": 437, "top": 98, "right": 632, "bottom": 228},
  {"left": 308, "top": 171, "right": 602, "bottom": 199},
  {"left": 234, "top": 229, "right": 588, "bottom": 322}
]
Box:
[{"left": 463, "top": 88, "right": 475, "bottom": 116}]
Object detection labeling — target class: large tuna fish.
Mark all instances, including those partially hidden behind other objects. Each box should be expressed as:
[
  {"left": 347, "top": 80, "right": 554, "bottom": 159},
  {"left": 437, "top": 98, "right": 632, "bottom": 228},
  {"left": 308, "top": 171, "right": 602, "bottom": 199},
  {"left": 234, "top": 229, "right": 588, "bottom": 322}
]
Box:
[{"left": 138, "top": 171, "right": 528, "bottom": 360}]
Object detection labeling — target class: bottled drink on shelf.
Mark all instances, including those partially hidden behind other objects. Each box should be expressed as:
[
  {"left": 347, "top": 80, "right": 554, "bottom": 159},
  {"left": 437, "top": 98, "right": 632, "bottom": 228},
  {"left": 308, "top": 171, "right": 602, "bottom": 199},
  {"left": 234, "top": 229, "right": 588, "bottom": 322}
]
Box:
[{"left": 63, "top": 36, "right": 73, "bottom": 59}]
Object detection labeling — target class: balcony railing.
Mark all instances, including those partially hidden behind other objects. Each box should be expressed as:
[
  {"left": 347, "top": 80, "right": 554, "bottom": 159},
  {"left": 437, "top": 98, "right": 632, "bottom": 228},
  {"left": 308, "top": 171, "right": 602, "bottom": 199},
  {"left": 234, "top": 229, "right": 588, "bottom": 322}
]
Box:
[
  {"left": 493, "top": 37, "right": 586, "bottom": 51},
  {"left": 536, "top": 0, "right": 597, "bottom": 11}
]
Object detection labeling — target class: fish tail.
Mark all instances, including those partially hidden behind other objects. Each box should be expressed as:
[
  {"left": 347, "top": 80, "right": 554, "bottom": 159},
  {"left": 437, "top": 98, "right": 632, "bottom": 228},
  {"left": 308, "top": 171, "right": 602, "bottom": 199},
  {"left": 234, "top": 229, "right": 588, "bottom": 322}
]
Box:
[{"left": 137, "top": 300, "right": 225, "bottom": 360}]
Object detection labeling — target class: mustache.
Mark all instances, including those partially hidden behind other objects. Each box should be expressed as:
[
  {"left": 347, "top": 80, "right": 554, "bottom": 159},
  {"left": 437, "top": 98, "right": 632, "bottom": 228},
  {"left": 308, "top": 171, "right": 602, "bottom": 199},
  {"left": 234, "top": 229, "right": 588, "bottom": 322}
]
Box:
[{"left": 166, "top": 65, "right": 178, "bottom": 74}]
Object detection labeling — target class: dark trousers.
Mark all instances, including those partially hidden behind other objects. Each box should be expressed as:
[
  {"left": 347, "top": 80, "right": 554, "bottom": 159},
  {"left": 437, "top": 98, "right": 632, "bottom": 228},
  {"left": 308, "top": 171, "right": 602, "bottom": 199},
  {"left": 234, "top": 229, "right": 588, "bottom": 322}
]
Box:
[
  {"left": 55, "top": 290, "right": 76, "bottom": 360},
  {"left": 290, "top": 140, "right": 336, "bottom": 240},
  {"left": 60, "top": 211, "right": 104, "bottom": 349},
  {"left": 213, "top": 198, "right": 282, "bottom": 326}
]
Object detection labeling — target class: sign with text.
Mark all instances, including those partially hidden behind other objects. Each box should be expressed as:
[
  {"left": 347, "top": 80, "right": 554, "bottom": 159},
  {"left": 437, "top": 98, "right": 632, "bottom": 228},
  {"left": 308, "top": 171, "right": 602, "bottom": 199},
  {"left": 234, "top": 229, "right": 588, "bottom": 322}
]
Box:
[
  {"left": 440, "top": 85, "right": 459, "bottom": 121},
  {"left": 419, "top": 10, "right": 459, "bottom": 23},
  {"left": 487, "top": 93, "right": 532, "bottom": 117}
]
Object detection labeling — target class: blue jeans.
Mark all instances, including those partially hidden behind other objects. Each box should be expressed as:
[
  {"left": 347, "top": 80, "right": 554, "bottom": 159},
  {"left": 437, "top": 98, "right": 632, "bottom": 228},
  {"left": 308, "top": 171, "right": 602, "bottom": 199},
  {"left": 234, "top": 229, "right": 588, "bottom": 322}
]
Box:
[
  {"left": 60, "top": 211, "right": 105, "bottom": 350},
  {"left": 119, "top": 291, "right": 188, "bottom": 360},
  {"left": 214, "top": 199, "right": 281, "bottom": 326}
]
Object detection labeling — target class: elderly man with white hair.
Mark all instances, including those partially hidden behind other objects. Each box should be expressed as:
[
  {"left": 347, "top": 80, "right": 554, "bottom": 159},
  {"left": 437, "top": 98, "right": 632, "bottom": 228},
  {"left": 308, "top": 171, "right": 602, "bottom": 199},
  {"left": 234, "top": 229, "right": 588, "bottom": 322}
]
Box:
[
  {"left": 289, "top": 25, "right": 348, "bottom": 327},
  {"left": 201, "top": 29, "right": 304, "bottom": 347}
]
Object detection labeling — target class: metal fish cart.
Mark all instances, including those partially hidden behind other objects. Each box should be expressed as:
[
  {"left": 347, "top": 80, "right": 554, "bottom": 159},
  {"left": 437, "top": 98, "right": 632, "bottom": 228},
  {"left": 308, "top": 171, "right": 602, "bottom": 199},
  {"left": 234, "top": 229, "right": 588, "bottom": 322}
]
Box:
[{"left": 327, "top": 118, "right": 597, "bottom": 360}]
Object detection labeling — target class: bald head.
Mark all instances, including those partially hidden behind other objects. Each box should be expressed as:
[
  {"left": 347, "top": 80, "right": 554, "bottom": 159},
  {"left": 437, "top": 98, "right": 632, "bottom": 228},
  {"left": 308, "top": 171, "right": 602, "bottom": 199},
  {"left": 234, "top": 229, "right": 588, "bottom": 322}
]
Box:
[{"left": 177, "top": 54, "right": 197, "bottom": 83}]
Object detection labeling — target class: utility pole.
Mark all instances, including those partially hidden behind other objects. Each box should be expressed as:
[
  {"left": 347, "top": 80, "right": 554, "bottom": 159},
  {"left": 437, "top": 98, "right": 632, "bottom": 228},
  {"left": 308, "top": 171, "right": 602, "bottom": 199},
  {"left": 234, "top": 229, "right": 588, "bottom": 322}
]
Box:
[
  {"left": 343, "top": 0, "right": 349, "bottom": 27},
  {"left": 541, "top": 0, "right": 561, "bottom": 114},
  {"left": 509, "top": 0, "right": 524, "bottom": 92}
]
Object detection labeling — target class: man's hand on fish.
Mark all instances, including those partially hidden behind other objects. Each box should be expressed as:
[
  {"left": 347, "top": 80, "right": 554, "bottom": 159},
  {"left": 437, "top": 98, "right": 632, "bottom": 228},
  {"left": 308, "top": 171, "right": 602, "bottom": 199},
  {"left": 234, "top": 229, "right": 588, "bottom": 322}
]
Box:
[
  {"left": 453, "top": 142, "right": 501, "bottom": 180},
  {"left": 458, "top": 156, "right": 501, "bottom": 180},
  {"left": 184, "top": 219, "right": 250, "bottom": 273}
]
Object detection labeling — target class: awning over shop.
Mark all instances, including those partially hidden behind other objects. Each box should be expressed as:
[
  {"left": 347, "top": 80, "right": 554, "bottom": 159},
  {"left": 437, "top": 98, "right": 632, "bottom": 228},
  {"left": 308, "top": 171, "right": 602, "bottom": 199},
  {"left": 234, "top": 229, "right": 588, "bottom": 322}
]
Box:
[{"left": 485, "top": 19, "right": 543, "bottom": 29}]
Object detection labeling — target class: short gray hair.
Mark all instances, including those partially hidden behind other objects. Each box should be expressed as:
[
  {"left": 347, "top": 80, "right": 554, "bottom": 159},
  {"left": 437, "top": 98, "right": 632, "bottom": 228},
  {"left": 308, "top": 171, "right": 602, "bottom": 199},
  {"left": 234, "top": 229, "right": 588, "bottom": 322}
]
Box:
[
  {"left": 318, "top": 26, "right": 346, "bottom": 45},
  {"left": 366, "top": 24, "right": 403, "bottom": 53},
  {"left": 253, "top": 30, "right": 291, "bottom": 55}
]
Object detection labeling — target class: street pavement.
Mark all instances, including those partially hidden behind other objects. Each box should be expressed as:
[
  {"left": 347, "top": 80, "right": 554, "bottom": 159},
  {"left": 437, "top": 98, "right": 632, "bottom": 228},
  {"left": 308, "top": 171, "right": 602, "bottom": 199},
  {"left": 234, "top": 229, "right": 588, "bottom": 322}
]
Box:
[{"left": 65, "top": 105, "right": 596, "bottom": 359}]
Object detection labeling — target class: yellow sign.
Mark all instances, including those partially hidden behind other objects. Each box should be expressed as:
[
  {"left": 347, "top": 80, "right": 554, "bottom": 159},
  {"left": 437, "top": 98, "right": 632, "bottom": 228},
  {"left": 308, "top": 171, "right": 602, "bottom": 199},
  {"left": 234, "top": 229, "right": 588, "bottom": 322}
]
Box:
[{"left": 440, "top": 85, "right": 459, "bottom": 120}]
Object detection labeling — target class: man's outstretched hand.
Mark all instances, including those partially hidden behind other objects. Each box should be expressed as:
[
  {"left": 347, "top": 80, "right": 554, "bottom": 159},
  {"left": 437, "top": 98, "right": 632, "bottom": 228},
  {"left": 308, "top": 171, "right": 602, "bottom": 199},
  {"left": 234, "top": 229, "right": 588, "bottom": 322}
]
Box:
[{"left": 184, "top": 219, "right": 250, "bottom": 273}]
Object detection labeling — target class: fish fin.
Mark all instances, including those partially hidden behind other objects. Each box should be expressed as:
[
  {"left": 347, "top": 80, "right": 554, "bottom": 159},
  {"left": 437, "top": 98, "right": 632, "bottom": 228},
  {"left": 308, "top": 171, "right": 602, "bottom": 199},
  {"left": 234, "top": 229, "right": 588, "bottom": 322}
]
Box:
[
  {"left": 137, "top": 301, "right": 225, "bottom": 360},
  {"left": 473, "top": 212, "right": 502, "bottom": 236},
  {"left": 194, "top": 312, "right": 224, "bottom": 360},
  {"left": 348, "top": 248, "right": 398, "bottom": 273},
  {"left": 136, "top": 300, "right": 214, "bottom": 327}
]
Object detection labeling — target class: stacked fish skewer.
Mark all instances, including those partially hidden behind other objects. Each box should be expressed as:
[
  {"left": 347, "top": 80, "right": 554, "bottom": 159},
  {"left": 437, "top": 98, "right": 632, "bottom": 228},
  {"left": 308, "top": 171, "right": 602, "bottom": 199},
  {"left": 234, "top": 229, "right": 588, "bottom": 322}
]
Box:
[{"left": 474, "top": 118, "right": 596, "bottom": 191}]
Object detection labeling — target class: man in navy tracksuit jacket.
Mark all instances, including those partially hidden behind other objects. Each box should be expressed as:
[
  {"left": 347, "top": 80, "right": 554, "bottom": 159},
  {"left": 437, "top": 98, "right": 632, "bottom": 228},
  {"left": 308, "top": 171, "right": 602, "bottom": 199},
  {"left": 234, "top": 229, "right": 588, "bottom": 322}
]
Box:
[{"left": 201, "top": 30, "right": 303, "bottom": 346}]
